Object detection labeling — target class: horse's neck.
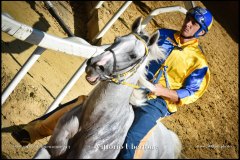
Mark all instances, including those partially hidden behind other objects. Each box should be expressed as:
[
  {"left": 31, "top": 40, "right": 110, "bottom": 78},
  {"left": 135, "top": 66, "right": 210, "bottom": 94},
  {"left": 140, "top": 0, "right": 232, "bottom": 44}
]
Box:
[
  {"left": 89, "top": 71, "right": 141, "bottom": 104},
  {"left": 80, "top": 70, "right": 141, "bottom": 125}
]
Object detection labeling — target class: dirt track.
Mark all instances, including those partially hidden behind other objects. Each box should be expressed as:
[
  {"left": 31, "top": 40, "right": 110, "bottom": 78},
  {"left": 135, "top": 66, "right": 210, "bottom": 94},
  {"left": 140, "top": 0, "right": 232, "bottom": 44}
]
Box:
[{"left": 1, "top": 1, "right": 238, "bottom": 159}]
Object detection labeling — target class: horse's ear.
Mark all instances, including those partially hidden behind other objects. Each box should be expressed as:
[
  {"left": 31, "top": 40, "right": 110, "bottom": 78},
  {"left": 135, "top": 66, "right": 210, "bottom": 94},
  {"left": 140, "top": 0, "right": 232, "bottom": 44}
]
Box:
[
  {"left": 132, "top": 17, "right": 143, "bottom": 34},
  {"left": 148, "top": 31, "right": 159, "bottom": 46}
]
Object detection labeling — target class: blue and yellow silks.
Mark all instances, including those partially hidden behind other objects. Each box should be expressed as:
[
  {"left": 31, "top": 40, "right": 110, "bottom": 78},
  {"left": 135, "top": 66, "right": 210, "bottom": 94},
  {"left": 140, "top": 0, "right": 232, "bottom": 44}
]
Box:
[
  {"left": 118, "top": 28, "right": 210, "bottom": 159},
  {"left": 146, "top": 28, "right": 210, "bottom": 113}
]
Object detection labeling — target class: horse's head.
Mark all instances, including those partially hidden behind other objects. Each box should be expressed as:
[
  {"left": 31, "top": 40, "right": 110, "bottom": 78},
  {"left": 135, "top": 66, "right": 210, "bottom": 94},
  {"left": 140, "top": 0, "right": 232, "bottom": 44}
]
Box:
[{"left": 85, "top": 17, "right": 163, "bottom": 85}]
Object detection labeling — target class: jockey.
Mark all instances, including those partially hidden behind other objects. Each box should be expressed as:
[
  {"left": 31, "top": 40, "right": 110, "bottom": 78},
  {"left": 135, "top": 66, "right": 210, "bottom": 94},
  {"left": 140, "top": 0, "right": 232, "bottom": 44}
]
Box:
[
  {"left": 118, "top": 6, "right": 213, "bottom": 158},
  {"left": 144, "top": 6, "right": 213, "bottom": 113},
  {"left": 11, "top": 6, "right": 213, "bottom": 159}
]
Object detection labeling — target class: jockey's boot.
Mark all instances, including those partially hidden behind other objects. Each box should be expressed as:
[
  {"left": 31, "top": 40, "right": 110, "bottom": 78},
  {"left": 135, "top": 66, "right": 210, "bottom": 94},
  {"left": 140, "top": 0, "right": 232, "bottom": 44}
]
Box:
[{"left": 11, "top": 129, "right": 30, "bottom": 146}]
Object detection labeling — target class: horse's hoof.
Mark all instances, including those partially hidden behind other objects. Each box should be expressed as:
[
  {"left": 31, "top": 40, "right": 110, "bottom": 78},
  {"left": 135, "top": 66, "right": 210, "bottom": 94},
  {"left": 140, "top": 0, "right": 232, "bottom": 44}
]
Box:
[{"left": 11, "top": 129, "right": 31, "bottom": 146}]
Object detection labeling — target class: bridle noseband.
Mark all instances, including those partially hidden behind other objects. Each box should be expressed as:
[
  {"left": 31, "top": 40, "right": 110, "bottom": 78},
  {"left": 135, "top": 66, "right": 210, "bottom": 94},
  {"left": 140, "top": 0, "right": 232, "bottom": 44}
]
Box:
[{"left": 104, "top": 33, "right": 150, "bottom": 90}]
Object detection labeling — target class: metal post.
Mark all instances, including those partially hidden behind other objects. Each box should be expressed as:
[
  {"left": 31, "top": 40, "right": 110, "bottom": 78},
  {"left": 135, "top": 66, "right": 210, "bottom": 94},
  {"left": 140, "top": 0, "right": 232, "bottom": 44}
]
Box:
[
  {"left": 1, "top": 47, "right": 46, "bottom": 105},
  {"left": 184, "top": 1, "right": 196, "bottom": 10},
  {"left": 95, "top": 1, "right": 105, "bottom": 9},
  {"left": 92, "top": 1, "right": 132, "bottom": 44},
  {"left": 44, "top": 36, "right": 105, "bottom": 114},
  {"left": 141, "top": 6, "right": 187, "bottom": 29},
  {"left": 191, "top": 1, "right": 196, "bottom": 8},
  {"left": 2, "top": 13, "right": 106, "bottom": 110},
  {"left": 45, "top": 60, "right": 87, "bottom": 114},
  {"left": 44, "top": 1, "right": 74, "bottom": 37},
  {"left": 44, "top": 35, "right": 107, "bottom": 114},
  {"left": 90, "top": 1, "right": 105, "bottom": 15},
  {"left": 2, "top": 13, "right": 103, "bottom": 58}
]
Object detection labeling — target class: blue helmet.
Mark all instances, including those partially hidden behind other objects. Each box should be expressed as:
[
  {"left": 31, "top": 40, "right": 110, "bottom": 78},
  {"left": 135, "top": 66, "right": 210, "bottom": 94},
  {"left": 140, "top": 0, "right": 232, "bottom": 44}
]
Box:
[{"left": 187, "top": 6, "right": 213, "bottom": 37}]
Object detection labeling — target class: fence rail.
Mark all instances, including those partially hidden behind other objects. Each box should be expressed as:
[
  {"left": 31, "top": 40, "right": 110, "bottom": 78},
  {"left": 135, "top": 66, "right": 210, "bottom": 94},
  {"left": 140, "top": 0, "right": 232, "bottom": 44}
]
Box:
[{"left": 2, "top": 2, "right": 189, "bottom": 114}]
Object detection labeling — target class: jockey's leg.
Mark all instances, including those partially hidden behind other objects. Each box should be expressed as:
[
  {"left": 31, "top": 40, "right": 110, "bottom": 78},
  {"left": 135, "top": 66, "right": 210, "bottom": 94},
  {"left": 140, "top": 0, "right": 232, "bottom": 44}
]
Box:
[
  {"left": 117, "top": 98, "right": 172, "bottom": 159},
  {"left": 11, "top": 95, "right": 87, "bottom": 146}
]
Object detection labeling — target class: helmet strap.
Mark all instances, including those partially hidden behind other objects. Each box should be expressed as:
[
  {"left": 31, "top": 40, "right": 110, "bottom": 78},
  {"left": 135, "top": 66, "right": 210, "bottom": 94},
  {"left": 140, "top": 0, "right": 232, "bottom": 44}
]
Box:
[
  {"left": 180, "top": 29, "right": 203, "bottom": 39},
  {"left": 180, "top": 34, "right": 195, "bottom": 39},
  {"left": 194, "top": 29, "right": 202, "bottom": 38},
  {"left": 194, "top": 28, "right": 207, "bottom": 38}
]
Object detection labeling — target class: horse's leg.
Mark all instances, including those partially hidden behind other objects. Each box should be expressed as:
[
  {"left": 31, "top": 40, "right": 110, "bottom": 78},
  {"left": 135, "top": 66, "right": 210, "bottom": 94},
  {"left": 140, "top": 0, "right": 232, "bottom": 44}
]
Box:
[
  {"left": 33, "top": 104, "right": 84, "bottom": 158},
  {"left": 48, "top": 105, "right": 83, "bottom": 157}
]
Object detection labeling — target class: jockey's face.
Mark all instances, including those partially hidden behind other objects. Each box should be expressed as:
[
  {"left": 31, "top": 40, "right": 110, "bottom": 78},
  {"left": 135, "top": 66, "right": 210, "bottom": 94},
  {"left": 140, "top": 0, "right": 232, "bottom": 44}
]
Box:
[{"left": 180, "top": 14, "right": 201, "bottom": 37}]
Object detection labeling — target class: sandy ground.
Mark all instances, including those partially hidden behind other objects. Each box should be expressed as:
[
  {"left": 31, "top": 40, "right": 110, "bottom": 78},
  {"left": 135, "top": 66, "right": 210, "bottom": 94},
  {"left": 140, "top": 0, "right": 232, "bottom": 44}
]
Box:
[{"left": 1, "top": 1, "right": 238, "bottom": 159}]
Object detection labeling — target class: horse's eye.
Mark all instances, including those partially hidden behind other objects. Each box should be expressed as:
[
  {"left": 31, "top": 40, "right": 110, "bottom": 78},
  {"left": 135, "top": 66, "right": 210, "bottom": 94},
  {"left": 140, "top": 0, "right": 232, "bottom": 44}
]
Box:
[
  {"left": 130, "top": 54, "right": 137, "bottom": 59},
  {"left": 99, "top": 65, "right": 105, "bottom": 72}
]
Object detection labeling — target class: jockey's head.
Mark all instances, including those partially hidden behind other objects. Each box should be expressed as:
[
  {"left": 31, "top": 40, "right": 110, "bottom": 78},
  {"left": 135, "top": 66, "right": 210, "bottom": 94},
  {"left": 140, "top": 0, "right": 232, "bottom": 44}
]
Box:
[{"left": 180, "top": 6, "right": 213, "bottom": 39}]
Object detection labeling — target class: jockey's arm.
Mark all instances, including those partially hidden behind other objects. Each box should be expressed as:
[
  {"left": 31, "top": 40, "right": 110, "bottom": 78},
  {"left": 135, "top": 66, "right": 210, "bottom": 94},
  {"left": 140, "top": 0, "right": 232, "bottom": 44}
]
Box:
[{"left": 152, "top": 83, "right": 180, "bottom": 103}]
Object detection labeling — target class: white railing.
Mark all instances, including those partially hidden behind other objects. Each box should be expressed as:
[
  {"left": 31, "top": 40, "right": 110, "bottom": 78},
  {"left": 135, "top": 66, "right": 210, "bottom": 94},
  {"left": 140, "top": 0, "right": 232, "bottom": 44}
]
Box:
[
  {"left": 142, "top": 6, "right": 187, "bottom": 29},
  {"left": 90, "top": 1, "right": 105, "bottom": 15},
  {"left": 1, "top": 14, "right": 103, "bottom": 59},
  {"left": 1, "top": 13, "right": 105, "bottom": 105},
  {"left": 45, "top": 59, "right": 87, "bottom": 114},
  {"left": 1, "top": 47, "right": 45, "bottom": 104},
  {"left": 184, "top": 1, "right": 196, "bottom": 10},
  {"left": 2, "top": 2, "right": 189, "bottom": 114},
  {"left": 1, "top": 1, "right": 132, "bottom": 111},
  {"left": 92, "top": 1, "right": 132, "bottom": 43},
  {"left": 46, "top": 1, "right": 132, "bottom": 113}
]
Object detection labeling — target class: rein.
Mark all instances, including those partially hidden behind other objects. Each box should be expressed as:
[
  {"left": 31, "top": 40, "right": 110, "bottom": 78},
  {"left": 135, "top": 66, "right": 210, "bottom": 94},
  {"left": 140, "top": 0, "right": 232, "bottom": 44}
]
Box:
[{"left": 106, "top": 33, "right": 150, "bottom": 92}]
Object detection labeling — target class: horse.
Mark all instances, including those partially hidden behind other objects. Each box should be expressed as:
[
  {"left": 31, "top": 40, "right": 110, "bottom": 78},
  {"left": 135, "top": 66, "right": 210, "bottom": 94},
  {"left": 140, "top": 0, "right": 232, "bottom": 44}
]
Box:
[{"left": 33, "top": 17, "right": 182, "bottom": 159}]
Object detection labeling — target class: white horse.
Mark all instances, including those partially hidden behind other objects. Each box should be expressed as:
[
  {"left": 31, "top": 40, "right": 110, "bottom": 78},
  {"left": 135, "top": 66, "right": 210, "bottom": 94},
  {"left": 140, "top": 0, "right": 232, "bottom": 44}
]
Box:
[{"left": 33, "top": 17, "right": 181, "bottom": 159}]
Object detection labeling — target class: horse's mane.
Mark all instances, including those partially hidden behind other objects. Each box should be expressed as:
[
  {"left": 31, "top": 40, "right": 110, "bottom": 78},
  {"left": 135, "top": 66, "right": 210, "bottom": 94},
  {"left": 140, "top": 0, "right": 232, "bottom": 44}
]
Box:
[
  {"left": 136, "top": 29, "right": 166, "bottom": 75},
  {"left": 129, "top": 36, "right": 166, "bottom": 106}
]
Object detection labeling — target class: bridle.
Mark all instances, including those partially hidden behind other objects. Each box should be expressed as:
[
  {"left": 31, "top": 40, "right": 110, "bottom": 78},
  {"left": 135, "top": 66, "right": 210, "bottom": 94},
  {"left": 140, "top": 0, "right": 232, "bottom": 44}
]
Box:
[{"left": 103, "top": 33, "right": 150, "bottom": 91}]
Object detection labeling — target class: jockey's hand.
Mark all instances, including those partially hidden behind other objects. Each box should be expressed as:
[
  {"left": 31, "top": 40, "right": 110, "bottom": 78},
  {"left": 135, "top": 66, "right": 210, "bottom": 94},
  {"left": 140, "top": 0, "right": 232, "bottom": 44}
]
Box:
[
  {"left": 146, "top": 84, "right": 165, "bottom": 100},
  {"left": 151, "top": 84, "right": 180, "bottom": 103},
  {"left": 152, "top": 83, "right": 165, "bottom": 96}
]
